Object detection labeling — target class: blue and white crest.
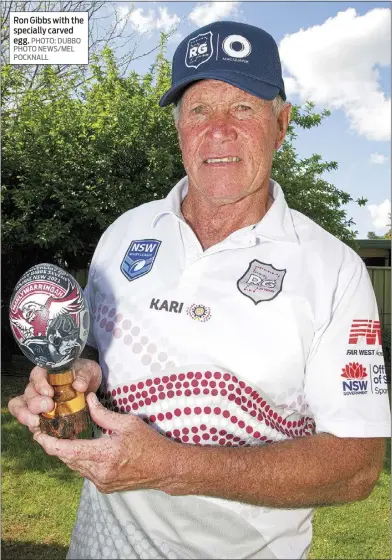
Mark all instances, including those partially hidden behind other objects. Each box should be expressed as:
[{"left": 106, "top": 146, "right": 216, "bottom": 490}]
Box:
[
  {"left": 185, "top": 31, "right": 213, "bottom": 69},
  {"left": 121, "top": 239, "right": 161, "bottom": 282}
]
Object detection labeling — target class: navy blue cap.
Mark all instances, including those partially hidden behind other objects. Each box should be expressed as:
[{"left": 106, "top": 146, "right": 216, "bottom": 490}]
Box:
[{"left": 159, "top": 21, "right": 286, "bottom": 107}]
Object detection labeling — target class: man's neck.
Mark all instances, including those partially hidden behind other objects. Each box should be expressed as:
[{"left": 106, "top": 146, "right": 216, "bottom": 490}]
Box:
[{"left": 181, "top": 186, "right": 272, "bottom": 250}]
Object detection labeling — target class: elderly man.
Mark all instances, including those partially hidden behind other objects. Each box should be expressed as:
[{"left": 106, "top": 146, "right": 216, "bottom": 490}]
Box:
[{"left": 9, "top": 21, "right": 390, "bottom": 560}]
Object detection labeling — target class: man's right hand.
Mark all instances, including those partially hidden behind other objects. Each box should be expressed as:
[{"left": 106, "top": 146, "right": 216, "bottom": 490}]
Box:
[{"left": 8, "top": 358, "right": 102, "bottom": 433}]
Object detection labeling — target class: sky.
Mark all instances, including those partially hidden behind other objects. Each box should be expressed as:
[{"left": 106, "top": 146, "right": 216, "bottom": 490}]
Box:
[{"left": 106, "top": 1, "right": 391, "bottom": 238}]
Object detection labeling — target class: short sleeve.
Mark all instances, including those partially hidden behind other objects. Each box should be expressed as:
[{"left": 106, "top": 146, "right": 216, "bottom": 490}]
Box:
[{"left": 304, "top": 256, "right": 391, "bottom": 437}]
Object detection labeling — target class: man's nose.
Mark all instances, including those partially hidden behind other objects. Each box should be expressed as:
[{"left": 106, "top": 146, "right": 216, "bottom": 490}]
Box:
[{"left": 206, "top": 114, "right": 237, "bottom": 142}]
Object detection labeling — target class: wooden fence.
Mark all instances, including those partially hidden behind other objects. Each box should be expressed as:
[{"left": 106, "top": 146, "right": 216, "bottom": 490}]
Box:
[
  {"left": 71, "top": 266, "right": 391, "bottom": 328},
  {"left": 367, "top": 267, "right": 391, "bottom": 329}
]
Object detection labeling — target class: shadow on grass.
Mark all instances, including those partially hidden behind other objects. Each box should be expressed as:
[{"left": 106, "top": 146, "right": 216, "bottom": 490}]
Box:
[{"left": 1, "top": 540, "right": 68, "bottom": 560}]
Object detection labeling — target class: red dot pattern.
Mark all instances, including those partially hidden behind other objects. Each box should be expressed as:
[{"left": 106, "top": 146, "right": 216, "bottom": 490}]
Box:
[{"left": 97, "top": 371, "right": 316, "bottom": 444}]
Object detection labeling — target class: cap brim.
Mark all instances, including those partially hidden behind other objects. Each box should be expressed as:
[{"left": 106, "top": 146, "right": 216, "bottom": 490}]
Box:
[{"left": 159, "top": 70, "right": 283, "bottom": 107}]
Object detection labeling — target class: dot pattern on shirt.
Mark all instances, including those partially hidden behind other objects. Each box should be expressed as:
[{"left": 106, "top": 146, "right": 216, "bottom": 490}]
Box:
[
  {"left": 68, "top": 481, "right": 187, "bottom": 559},
  {"left": 92, "top": 305, "right": 179, "bottom": 376},
  {"left": 96, "top": 370, "right": 316, "bottom": 445}
]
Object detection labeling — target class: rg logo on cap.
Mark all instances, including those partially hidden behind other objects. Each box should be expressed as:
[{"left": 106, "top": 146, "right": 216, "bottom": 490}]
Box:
[
  {"left": 185, "top": 31, "right": 213, "bottom": 69},
  {"left": 222, "top": 34, "right": 252, "bottom": 59}
]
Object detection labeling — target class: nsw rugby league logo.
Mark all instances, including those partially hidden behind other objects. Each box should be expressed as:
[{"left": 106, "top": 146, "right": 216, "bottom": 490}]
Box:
[
  {"left": 121, "top": 239, "right": 161, "bottom": 282},
  {"left": 185, "top": 31, "right": 213, "bottom": 69},
  {"left": 237, "top": 260, "right": 286, "bottom": 304}
]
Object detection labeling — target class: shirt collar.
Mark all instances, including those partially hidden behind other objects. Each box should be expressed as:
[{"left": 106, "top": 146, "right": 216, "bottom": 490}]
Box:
[
  {"left": 152, "top": 176, "right": 299, "bottom": 245},
  {"left": 151, "top": 177, "right": 188, "bottom": 227},
  {"left": 253, "top": 179, "right": 300, "bottom": 244}
]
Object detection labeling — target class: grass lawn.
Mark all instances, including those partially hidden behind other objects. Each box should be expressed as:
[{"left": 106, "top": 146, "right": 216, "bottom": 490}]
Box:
[{"left": 2, "top": 375, "right": 390, "bottom": 559}]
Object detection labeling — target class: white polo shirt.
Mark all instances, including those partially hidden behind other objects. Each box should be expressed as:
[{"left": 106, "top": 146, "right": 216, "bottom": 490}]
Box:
[{"left": 67, "top": 177, "right": 390, "bottom": 560}]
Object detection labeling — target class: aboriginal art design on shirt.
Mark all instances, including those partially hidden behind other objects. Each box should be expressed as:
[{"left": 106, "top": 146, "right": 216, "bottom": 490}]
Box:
[{"left": 96, "top": 370, "right": 316, "bottom": 445}]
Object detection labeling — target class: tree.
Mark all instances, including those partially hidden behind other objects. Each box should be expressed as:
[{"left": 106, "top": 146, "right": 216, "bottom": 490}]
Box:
[
  {"left": 273, "top": 102, "right": 366, "bottom": 248},
  {"left": 367, "top": 232, "right": 383, "bottom": 240}
]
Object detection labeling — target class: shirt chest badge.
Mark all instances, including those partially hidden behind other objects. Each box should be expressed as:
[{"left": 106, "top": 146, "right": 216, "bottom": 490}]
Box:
[
  {"left": 237, "top": 260, "right": 286, "bottom": 304},
  {"left": 120, "top": 239, "right": 161, "bottom": 282}
]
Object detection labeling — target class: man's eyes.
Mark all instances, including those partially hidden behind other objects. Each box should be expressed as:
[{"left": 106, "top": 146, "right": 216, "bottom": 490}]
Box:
[
  {"left": 188, "top": 104, "right": 254, "bottom": 116},
  {"left": 190, "top": 105, "right": 207, "bottom": 114},
  {"left": 234, "top": 104, "right": 252, "bottom": 112}
]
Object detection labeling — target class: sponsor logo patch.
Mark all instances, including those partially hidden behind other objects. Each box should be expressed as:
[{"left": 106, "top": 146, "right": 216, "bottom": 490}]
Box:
[
  {"left": 237, "top": 260, "right": 286, "bottom": 304},
  {"left": 121, "top": 239, "right": 161, "bottom": 282},
  {"left": 185, "top": 31, "right": 213, "bottom": 69},
  {"left": 222, "top": 34, "right": 251, "bottom": 61},
  {"left": 187, "top": 303, "right": 211, "bottom": 322},
  {"left": 348, "top": 319, "right": 381, "bottom": 345},
  {"left": 150, "top": 298, "right": 184, "bottom": 313}
]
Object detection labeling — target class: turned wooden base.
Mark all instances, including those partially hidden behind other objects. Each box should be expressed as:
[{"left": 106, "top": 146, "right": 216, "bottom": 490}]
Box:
[{"left": 40, "top": 407, "right": 91, "bottom": 439}]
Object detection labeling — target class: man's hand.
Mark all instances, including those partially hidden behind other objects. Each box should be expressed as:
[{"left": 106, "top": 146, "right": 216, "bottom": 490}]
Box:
[
  {"left": 8, "top": 358, "right": 102, "bottom": 433},
  {"left": 32, "top": 393, "right": 176, "bottom": 494}
]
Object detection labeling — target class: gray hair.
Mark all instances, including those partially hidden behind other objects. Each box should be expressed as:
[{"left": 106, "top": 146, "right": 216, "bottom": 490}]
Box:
[{"left": 172, "top": 93, "right": 288, "bottom": 123}]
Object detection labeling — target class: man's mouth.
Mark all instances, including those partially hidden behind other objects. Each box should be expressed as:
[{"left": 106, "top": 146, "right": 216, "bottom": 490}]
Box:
[{"left": 204, "top": 157, "right": 241, "bottom": 164}]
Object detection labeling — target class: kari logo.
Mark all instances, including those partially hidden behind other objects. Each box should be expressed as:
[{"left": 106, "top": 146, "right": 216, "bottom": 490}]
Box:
[
  {"left": 222, "top": 34, "right": 251, "bottom": 59},
  {"left": 187, "top": 304, "right": 211, "bottom": 322},
  {"left": 150, "top": 298, "right": 184, "bottom": 314},
  {"left": 348, "top": 320, "right": 381, "bottom": 345},
  {"left": 237, "top": 260, "right": 285, "bottom": 304},
  {"left": 185, "top": 31, "right": 213, "bottom": 69},
  {"left": 121, "top": 239, "right": 161, "bottom": 282},
  {"left": 341, "top": 362, "right": 368, "bottom": 395}
]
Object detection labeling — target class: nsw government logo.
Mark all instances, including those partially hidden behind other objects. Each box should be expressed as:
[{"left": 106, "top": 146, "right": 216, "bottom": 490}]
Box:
[
  {"left": 121, "top": 239, "right": 161, "bottom": 282},
  {"left": 341, "top": 362, "right": 368, "bottom": 395}
]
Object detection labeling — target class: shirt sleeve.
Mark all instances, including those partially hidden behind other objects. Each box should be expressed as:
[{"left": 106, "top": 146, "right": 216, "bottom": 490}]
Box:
[{"left": 304, "top": 255, "right": 391, "bottom": 438}]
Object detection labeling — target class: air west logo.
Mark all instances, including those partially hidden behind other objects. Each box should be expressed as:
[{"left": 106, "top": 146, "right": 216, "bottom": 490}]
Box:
[{"left": 341, "top": 362, "right": 368, "bottom": 395}]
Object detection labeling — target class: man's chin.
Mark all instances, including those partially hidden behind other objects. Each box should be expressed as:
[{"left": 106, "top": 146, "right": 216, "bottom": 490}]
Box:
[{"left": 203, "top": 189, "right": 251, "bottom": 206}]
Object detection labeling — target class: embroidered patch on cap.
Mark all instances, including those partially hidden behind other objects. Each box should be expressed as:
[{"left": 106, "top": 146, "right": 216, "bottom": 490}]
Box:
[
  {"left": 120, "top": 239, "right": 161, "bottom": 282},
  {"left": 185, "top": 31, "right": 213, "bottom": 69},
  {"left": 237, "top": 260, "right": 286, "bottom": 304}
]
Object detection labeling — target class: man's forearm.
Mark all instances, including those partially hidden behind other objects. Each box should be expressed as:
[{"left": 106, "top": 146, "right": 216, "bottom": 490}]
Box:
[{"left": 162, "top": 433, "right": 384, "bottom": 508}]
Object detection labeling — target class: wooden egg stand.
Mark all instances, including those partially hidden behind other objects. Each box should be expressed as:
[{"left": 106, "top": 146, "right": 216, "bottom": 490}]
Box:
[{"left": 40, "top": 369, "right": 90, "bottom": 439}]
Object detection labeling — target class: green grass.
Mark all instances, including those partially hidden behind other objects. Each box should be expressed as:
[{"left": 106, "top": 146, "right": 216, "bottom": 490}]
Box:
[
  {"left": 2, "top": 376, "right": 83, "bottom": 560},
  {"left": 2, "top": 376, "right": 390, "bottom": 559}
]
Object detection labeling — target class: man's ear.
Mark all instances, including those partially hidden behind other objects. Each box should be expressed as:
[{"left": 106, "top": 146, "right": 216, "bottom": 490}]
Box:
[
  {"left": 275, "top": 103, "right": 291, "bottom": 150},
  {"left": 176, "top": 126, "right": 182, "bottom": 150}
]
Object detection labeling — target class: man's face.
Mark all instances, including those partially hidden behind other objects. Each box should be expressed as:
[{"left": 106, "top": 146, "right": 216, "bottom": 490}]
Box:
[{"left": 176, "top": 80, "right": 290, "bottom": 205}]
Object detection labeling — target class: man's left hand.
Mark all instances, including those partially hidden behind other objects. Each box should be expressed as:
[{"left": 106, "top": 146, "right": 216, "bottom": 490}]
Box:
[{"left": 33, "top": 393, "right": 176, "bottom": 494}]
